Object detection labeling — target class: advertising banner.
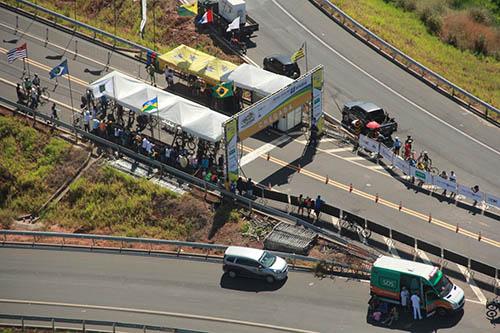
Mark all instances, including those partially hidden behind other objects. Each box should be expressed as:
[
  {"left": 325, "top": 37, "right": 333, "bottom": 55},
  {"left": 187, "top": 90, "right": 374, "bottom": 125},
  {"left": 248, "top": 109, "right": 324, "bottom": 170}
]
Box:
[
  {"left": 485, "top": 193, "right": 500, "bottom": 209},
  {"left": 379, "top": 144, "right": 394, "bottom": 164},
  {"left": 393, "top": 156, "right": 410, "bottom": 175},
  {"left": 224, "top": 118, "right": 238, "bottom": 181},
  {"left": 457, "top": 184, "right": 484, "bottom": 202},
  {"left": 237, "top": 72, "right": 313, "bottom": 140},
  {"left": 359, "top": 135, "right": 380, "bottom": 153},
  {"left": 410, "top": 166, "right": 432, "bottom": 184},
  {"left": 312, "top": 66, "right": 324, "bottom": 134},
  {"left": 432, "top": 176, "right": 457, "bottom": 192}
]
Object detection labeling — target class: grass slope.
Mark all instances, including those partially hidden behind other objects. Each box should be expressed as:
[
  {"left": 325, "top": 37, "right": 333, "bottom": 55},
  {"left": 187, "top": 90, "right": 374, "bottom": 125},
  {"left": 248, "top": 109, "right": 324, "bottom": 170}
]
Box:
[
  {"left": 330, "top": 0, "right": 500, "bottom": 108},
  {"left": 0, "top": 116, "right": 87, "bottom": 222}
]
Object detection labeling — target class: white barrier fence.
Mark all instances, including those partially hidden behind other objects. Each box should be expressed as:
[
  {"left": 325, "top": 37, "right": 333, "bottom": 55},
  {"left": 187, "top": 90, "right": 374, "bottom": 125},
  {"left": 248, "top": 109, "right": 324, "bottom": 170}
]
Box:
[{"left": 358, "top": 135, "right": 500, "bottom": 209}]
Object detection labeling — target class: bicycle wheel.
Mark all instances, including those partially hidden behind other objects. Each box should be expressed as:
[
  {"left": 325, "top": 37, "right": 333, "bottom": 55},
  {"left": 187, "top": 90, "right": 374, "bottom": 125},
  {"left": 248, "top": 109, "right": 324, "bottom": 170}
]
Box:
[
  {"left": 487, "top": 301, "right": 498, "bottom": 311},
  {"left": 486, "top": 309, "right": 497, "bottom": 319},
  {"left": 429, "top": 166, "right": 439, "bottom": 176}
]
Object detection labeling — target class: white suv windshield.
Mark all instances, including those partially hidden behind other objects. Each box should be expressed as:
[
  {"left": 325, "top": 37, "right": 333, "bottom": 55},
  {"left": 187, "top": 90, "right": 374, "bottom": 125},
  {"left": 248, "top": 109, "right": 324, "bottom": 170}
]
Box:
[{"left": 259, "top": 251, "right": 276, "bottom": 268}]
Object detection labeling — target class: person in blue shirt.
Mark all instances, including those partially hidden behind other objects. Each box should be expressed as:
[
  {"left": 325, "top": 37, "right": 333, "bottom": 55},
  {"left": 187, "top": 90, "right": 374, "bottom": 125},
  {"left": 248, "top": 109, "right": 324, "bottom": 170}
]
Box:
[
  {"left": 314, "top": 195, "right": 323, "bottom": 221},
  {"left": 392, "top": 136, "right": 401, "bottom": 156}
]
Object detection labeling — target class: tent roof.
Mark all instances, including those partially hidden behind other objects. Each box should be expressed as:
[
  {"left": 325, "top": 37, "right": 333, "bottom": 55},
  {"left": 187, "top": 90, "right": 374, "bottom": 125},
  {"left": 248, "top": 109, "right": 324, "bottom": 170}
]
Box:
[
  {"left": 89, "top": 71, "right": 228, "bottom": 142},
  {"left": 196, "top": 58, "right": 238, "bottom": 85},
  {"left": 159, "top": 44, "right": 216, "bottom": 73},
  {"left": 222, "top": 63, "right": 294, "bottom": 96}
]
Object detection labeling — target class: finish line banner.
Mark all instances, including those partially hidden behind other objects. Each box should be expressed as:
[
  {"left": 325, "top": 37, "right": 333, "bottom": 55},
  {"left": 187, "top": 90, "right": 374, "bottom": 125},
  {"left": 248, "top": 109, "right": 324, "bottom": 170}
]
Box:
[{"left": 224, "top": 118, "right": 238, "bottom": 181}]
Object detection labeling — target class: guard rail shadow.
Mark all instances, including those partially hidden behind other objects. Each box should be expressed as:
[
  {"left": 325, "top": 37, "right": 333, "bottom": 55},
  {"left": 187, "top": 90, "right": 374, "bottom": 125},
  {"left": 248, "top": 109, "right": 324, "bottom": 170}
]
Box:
[{"left": 309, "top": 0, "right": 499, "bottom": 125}]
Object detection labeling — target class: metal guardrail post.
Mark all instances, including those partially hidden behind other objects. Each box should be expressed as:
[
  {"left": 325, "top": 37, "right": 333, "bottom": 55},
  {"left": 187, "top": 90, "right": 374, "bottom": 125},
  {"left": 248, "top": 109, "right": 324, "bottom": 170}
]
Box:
[
  {"left": 21, "top": 317, "right": 25, "bottom": 332},
  {"left": 82, "top": 320, "right": 85, "bottom": 333},
  {"left": 112, "top": 322, "right": 116, "bottom": 333},
  {"left": 51, "top": 318, "right": 55, "bottom": 333}
]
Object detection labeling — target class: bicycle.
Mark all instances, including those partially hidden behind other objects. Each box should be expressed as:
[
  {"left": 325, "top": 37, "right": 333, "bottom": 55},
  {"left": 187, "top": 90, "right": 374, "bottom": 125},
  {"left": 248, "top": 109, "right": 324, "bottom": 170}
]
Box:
[{"left": 339, "top": 215, "right": 372, "bottom": 239}]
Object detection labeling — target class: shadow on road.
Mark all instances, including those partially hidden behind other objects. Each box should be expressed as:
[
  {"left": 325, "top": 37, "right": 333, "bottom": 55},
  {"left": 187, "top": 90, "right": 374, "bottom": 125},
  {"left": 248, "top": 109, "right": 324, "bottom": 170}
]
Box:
[
  {"left": 219, "top": 273, "right": 287, "bottom": 292},
  {"left": 366, "top": 308, "right": 464, "bottom": 332}
]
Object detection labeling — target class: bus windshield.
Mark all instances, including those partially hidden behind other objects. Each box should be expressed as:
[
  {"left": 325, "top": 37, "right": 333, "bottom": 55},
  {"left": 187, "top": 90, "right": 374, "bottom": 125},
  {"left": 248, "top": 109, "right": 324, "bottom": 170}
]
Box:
[{"left": 432, "top": 272, "right": 453, "bottom": 297}]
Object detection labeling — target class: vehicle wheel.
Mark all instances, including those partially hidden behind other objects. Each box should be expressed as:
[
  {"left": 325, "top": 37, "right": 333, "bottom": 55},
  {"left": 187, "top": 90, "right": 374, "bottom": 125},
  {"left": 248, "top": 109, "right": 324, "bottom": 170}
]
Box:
[
  {"left": 265, "top": 275, "right": 275, "bottom": 284},
  {"left": 228, "top": 270, "right": 237, "bottom": 279},
  {"left": 436, "top": 307, "right": 449, "bottom": 317},
  {"left": 486, "top": 310, "right": 497, "bottom": 319}
]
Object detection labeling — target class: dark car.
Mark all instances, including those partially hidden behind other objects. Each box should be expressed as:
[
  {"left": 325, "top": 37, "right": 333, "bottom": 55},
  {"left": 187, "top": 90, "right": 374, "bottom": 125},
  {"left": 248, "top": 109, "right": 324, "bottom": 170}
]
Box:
[
  {"left": 342, "top": 101, "right": 398, "bottom": 137},
  {"left": 263, "top": 55, "right": 300, "bottom": 79}
]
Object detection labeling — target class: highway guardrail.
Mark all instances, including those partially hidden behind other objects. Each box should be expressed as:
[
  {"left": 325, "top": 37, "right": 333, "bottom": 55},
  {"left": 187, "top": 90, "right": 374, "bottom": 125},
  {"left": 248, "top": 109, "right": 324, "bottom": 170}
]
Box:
[
  {"left": 1, "top": 96, "right": 497, "bottom": 287},
  {"left": 0, "top": 313, "right": 207, "bottom": 333},
  {"left": 309, "top": 0, "right": 499, "bottom": 125}
]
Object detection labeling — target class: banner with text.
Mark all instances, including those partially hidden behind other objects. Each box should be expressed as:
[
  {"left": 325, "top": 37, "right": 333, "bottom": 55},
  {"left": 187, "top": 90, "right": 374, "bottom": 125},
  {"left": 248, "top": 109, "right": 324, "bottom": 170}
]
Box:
[
  {"left": 432, "top": 176, "right": 457, "bottom": 193},
  {"left": 312, "top": 66, "right": 324, "bottom": 134},
  {"left": 379, "top": 145, "right": 394, "bottom": 164},
  {"left": 485, "top": 193, "right": 500, "bottom": 209},
  {"left": 224, "top": 118, "right": 238, "bottom": 181},
  {"left": 458, "top": 184, "right": 484, "bottom": 202},
  {"left": 359, "top": 134, "right": 380, "bottom": 153},
  {"left": 236, "top": 70, "right": 315, "bottom": 140},
  {"left": 410, "top": 166, "right": 433, "bottom": 184}
]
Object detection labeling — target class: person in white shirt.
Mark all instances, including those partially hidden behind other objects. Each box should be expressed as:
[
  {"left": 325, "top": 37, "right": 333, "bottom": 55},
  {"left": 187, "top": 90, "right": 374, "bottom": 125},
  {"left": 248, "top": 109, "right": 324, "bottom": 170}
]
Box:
[
  {"left": 141, "top": 137, "right": 148, "bottom": 154},
  {"left": 400, "top": 286, "right": 410, "bottom": 311},
  {"left": 411, "top": 293, "right": 422, "bottom": 320}
]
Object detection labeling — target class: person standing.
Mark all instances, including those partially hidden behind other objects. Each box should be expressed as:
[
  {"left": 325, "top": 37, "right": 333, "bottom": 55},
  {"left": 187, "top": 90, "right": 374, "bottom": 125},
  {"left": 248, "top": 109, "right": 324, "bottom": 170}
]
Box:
[
  {"left": 393, "top": 136, "right": 401, "bottom": 156},
  {"left": 297, "top": 194, "right": 304, "bottom": 216},
  {"left": 83, "top": 110, "right": 91, "bottom": 132},
  {"left": 165, "top": 68, "right": 174, "bottom": 89},
  {"left": 51, "top": 103, "right": 59, "bottom": 120},
  {"left": 439, "top": 170, "right": 448, "bottom": 196},
  {"left": 400, "top": 286, "right": 410, "bottom": 311},
  {"left": 411, "top": 293, "right": 422, "bottom": 320},
  {"left": 246, "top": 178, "right": 254, "bottom": 197},
  {"left": 236, "top": 177, "right": 244, "bottom": 196},
  {"left": 304, "top": 196, "right": 312, "bottom": 218},
  {"left": 314, "top": 195, "right": 323, "bottom": 221},
  {"left": 449, "top": 171, "right": 457, "bottom": 199}
]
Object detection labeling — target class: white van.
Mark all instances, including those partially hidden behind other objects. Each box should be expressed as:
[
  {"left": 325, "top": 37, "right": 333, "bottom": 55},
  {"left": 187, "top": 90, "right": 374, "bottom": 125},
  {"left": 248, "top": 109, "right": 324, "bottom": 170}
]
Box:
[{"left": 223, "top": 246, "right": 288, "bottom": 283}]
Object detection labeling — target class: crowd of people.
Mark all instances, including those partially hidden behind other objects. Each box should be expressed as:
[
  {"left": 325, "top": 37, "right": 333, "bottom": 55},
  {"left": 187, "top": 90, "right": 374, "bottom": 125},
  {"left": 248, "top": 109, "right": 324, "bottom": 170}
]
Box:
[
  {"left": 369, "top": 286, "right": 425, "bottom": 327},
  {"left": 16, "top": 74, "right": 43, "bottom": 110},
  {"left": 76, "top": 88, "right": 227, "bottom": 185}
]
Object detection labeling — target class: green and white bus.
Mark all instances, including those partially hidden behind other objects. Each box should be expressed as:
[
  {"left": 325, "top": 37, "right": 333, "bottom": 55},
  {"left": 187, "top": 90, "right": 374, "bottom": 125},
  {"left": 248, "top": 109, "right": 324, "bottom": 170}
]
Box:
[{"left": 370, "top": 256, "right": 464, "bottom": 316}]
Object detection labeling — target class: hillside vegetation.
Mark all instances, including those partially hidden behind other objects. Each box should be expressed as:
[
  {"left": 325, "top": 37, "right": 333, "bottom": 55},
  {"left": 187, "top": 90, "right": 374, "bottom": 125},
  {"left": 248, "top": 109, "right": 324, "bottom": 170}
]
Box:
[
  {"left": 0, "top": 116, "right": 87, "bottom": 223},
  {"left": 330, "top": 0, "right": 500, "bottom": 108},
  {"left": 11, "top": 0, "right": 241, "bottom": 63}
]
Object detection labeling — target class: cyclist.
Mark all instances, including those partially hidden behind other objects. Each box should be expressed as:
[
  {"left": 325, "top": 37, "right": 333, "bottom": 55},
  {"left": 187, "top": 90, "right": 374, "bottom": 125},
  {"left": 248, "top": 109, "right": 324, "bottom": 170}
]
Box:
[{"left": 417, "top": 151, "right": 432, "bottom": 171}]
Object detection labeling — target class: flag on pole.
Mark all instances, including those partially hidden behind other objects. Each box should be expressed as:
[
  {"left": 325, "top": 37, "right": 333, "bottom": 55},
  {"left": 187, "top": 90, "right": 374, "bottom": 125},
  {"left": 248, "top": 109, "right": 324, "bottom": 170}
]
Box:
[
  {"left": 177, "top": 1, "right": 198, "bottom": 17},
  {"left": 142, "top": 96, "right": 159, "bottom": 113},
  {"left": 6, "top": 43, "right": 27, "bottom": 63},
  {"left": 198, "top": 9, "right": 213, "bottom": 24},
  {"left": 49, "top": 59, "right": 69, "bottom": 79},
  {"left": 291, "top": 43, "right": 305, "bottom": 62},
  {"left": 226, "top": 16, "right": 240, "bottom": 32},
  {"left": 212, "top": 81, "right": 233, "bottom": 99}
]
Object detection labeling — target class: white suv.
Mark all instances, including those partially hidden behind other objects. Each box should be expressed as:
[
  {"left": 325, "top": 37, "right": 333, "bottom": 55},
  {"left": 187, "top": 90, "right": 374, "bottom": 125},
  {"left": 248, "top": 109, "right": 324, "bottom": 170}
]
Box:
[{"left": 223, "top": 246, "right": 288, "bottom": 283}]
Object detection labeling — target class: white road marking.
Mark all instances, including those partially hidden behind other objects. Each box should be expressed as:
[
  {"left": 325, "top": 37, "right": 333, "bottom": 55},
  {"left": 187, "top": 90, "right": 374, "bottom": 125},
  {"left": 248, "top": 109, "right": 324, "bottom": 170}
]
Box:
[
  {"left": 383, "top": 236, "right": 400, "bottom": 258},
  {"left": 456, "top": 264, "right": 487, "bottom": 305},
  {"left": 271, "top": 0, "right": 500, "bottom": 157},
  {"left": 0, "top": 299, "right": 319, "bottom": 333},
  {"left": 323, "top": 147, "right": 351, "bottom": 153},
  {"left": 343, "top": 156, "right": 366, "bottom": 161},
  {"left": 367, "top": 165, "right": 384, "bottom": 170},
  {"left": 240, "top": 135, "right": 290, "bottom": 166},
  {"left": 415, "top": 249, "right": 432, "bottom": 265}
]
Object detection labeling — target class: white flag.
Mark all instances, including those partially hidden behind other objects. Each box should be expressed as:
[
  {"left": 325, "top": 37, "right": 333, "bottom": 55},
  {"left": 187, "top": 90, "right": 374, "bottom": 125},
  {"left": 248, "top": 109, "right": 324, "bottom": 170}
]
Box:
[{"left": 226, "top": 16, "right": 240, "bottom": 32}]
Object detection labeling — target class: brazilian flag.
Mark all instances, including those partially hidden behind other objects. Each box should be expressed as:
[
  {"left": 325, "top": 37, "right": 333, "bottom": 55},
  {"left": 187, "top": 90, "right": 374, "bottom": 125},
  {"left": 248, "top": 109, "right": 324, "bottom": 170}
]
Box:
[
  {"left": 177, "top": 1, "right": 198, "bottom": 17},
  {"left": 212, "top": 81, "right": 234, "bottom": 99}
]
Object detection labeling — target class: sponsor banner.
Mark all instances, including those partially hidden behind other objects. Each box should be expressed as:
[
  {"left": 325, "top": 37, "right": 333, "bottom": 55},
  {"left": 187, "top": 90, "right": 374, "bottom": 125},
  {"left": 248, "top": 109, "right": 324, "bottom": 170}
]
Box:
[
  {"left": 312, "top": 67, "right": 324, "bottom": 134},
  {"left": 410, "top": 166, "right": 432, "bottom": 184},
  {"left": 224, "top": 118, "right": 238, "bottom": 181},
  {"left": 393, "top": 156, "right": 410, "bottom": 175},
  {"left": 237, "top": 72, "right": 313, "bottom": 140},
  {"left": 457, "top": 184, "right": 484, "bottom": 202},
  {"left": 432, "top": 176, "right": 457, "bottom": 192},
  {"left": 485, "top": 193, "right": 500, "bottom": 209},
  {"left": 379, "top": 144, "right": 394, "bottom": 164},
  {"left": 359, "top": 134, "right": 380, "bottom": 153}
]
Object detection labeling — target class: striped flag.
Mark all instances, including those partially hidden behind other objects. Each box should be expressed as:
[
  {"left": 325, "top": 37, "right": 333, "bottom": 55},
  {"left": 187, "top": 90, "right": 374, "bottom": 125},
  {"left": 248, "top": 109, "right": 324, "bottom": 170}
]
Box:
[
  {"left": 6, "top": 43, "right": 27, "bottom": 63},
  {"left": 142, "top": 96, "right": 158, "bottom": 113},
  {"left": 291, "top": 43, "right": 305, "bottom": 62}
]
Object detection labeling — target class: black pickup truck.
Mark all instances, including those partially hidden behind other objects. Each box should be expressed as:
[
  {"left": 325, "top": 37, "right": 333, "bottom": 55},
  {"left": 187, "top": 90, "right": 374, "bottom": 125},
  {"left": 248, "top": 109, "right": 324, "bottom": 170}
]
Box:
[
  {"left": 198, "top": 0, "right": 259, "bottom": 39},
  {"left": 341, "top": 101, "right": 398, "bottom": 137}
]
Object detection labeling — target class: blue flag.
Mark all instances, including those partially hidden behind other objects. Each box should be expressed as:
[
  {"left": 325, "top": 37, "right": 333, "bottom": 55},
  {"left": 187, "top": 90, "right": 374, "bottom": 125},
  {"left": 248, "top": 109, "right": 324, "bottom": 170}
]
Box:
[{"left": 49, "top": 59, "right": 68, "bottom": 79}]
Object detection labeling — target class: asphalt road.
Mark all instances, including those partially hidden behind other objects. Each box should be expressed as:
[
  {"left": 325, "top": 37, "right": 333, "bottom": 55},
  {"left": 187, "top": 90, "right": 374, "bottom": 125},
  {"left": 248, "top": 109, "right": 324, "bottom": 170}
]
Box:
[
  {"left": 0, "top": 248, "right": 497, "bottom": 332},
  {"left": 0, "top": 5, "right": 498, "bottom": 267}
]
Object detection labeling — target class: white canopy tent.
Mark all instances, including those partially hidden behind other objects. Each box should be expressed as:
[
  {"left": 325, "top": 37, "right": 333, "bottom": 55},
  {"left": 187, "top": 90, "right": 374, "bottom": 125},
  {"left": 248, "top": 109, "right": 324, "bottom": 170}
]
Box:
[
  {"left": 89, "top": 71, "right": 228, "bottom": 142},
  {"left": 222, "top": 63, "right": 294, "bottom": 96}
]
